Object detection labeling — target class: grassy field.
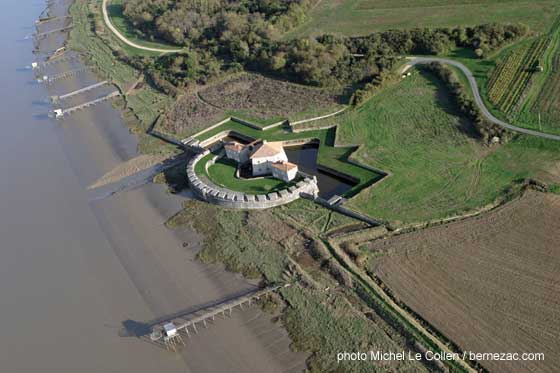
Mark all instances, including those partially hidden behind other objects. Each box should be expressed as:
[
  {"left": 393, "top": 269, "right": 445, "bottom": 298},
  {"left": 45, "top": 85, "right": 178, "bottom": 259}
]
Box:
[
  {"left": 287, "top": 0, "right": 560, "bottom": 38},
  {"left": 335, "top": 70, "right": 560, "bottom": 223},
  {"left": 206, "top": 157, "right": 296, "bottom": 194},
  {"left": 194, "top": 121, "right": 385, "bottom": 198}
]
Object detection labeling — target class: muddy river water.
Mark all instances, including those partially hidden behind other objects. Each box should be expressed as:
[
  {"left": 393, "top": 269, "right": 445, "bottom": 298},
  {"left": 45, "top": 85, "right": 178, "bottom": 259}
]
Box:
[{"left": 0, "top": 0, "right": 305, "bottom": 372}]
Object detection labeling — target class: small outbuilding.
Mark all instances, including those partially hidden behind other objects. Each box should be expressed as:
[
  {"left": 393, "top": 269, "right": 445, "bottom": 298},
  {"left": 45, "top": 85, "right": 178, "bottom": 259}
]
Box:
[
  {"left": 163, "top": 323, "right": 178, "bottom": 339},
  {"left": 271, "top": 161, "right": 299, "bottom": 182},
  {"left": 224, "top": 141, "right": 249, "bottom": 163}
]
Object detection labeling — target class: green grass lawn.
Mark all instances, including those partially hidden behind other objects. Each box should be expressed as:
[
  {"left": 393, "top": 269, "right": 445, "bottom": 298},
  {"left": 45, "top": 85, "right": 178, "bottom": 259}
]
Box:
[
  {"left": 104, "top": 0, "right": 184, "bottom": 53},
  {"left": 336, "top": 71, "right": 560, "bottom": 223},
  {"left": 194, "top": 122, "right": 385, "bottom": 197},
  {"left": 286, "top": 0, "right": 560, "bottom": 38},
  {"left": 206, "top": 158, "right": 294, "bottom": 194}
]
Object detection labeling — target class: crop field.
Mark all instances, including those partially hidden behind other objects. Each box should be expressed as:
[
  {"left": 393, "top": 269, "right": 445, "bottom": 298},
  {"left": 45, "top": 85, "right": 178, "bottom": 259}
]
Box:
[
  {"left": 287, "top": 0, "right": 560, "bottom": 38},
  {"left": 367, "top": 191, "right": 560, "bottom": 372},
  {"left": 198, "top": 74, "right": 344, "bottom": 126},
  {"left": 487, "top": 37, "right": 552, "bottom": 115},
  {"left": 335, "top": 71, "right": 560, "bottom": 223},
  {"left": 532, "top": 52, "right": 560, "bottom": 125},
  {"left": 521, "top": 19, "right": 560, "bottom": 133}
]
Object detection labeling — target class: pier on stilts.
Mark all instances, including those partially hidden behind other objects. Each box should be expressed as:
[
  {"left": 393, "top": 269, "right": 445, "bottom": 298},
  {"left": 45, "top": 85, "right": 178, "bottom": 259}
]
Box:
[
  {"left": 31, "top": 46, "right": 74, "bottom": 70},
  {"left": 53, "top": 91, "right": 121, "bottom": 119},
  {"left": 34, "top": 25, "right": 73, "bottom": 40},
  {"left": 32, "top": 55, "right": 76, "bottom": 70},
  {"left": 38, "top": 66, "right": 90, "bottom": 84},
  {"left": 147, "top": 284, "right": 288, "bottom": 352},
  {"left": 51, "top": 81, "right": 110, "bottom": 103},
  {"left": 35, "top": 15, "right": 71, "bottom": 26}
]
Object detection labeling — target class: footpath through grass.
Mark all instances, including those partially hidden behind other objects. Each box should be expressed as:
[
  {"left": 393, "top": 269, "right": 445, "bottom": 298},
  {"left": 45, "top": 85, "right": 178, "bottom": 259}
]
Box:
[{"left": 336, "top": 71, "right": 560, "bottom": 223}]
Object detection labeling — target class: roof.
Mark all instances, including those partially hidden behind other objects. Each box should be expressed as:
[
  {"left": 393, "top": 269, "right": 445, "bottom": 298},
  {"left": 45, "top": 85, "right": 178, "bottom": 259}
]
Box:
[
  {"left": 224, "top": 141, "right": 245, "bottom": 152},
  {"left": 250, "top": 141, "right": 285, "bottom": 159},
  {"left": 271, "top": 161, "right": 298, "bottom": 172}
]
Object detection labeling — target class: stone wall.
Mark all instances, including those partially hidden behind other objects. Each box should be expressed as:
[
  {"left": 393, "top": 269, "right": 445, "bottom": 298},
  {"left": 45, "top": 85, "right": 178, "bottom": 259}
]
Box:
[{"left": 187, "top": 150, "right": 319, "bottom": 209}]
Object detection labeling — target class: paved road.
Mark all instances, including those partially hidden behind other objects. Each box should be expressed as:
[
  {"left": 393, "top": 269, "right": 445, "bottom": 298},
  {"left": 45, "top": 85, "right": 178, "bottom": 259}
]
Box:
[
  {"left": 101, "top": 0, "right": 182, "bottom": 54},
  {"left": 407, "top": 57, "right": 560, "bottom": 141}
]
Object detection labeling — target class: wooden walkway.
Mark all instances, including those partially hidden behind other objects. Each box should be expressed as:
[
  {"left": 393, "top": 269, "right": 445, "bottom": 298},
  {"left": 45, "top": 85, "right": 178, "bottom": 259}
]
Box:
[
  {"left": 148, "top": 284, "right": 288, "bottom": 351},
  {"left": 34, "top": 25, "right": 73, "bottom": 40},
  {"left": 35, "top": 15, "right": 70, "bottom": 25},
  {"left": 54, "top": 91, "right": 121, "bottom": 118},
  {"left": 51, "top": 80, "right": 109, "bottom": 103},
  {"left": 41, "top": 66, "right": 90, "bottom": 84}
]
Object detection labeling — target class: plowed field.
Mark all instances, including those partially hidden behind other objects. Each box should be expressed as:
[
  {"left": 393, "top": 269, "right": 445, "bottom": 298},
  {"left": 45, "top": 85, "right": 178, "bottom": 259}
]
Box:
[{"left": 369, "top": 191, "right": 560, "bottom": 372}]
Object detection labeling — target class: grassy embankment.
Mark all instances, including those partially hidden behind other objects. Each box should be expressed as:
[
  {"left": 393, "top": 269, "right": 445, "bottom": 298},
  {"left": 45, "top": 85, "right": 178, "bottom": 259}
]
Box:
[
  {"left": 69, "top": 0, "right": 177, "bottom": 155},
  {"left": 286, "top": 0, "right": 560, "bottom": 38},
  {"left": 332, "top": 70, "right": 560, "bottom": 224},
  {"left": 193, "top": 121, "right": 384, "bottom": 198}
]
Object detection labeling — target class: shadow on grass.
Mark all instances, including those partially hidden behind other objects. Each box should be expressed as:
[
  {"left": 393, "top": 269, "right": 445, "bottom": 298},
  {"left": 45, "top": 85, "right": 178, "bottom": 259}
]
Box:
[{"left": 418, "top": 68, "right": 481, "bottom": 141}]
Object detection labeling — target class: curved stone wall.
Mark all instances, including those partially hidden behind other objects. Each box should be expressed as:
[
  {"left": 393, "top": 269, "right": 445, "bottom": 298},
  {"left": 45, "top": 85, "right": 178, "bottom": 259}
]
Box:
[{"left": 187, "top": 150, "right": 319, "bottom": 209}]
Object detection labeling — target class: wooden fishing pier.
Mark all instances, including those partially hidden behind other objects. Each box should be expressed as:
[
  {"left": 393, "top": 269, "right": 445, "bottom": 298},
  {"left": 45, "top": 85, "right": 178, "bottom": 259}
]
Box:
[
  {"left": 53, "top": 91, "right": 121, "bottom": 119},
  {"left": 148, "top": 284, "right": 288, "bottom": 351},
  {"left": 39, "top": 66, "right": 90, "bottom": 84},
  {"left": 34, "top": 25, "right": 73, "bottom": 40},
  {"left": 51, "top": 80, "right": 110, "bottom": 103},
  {"left": 35, "top": 15, "right": 71, "bottom": 26}
]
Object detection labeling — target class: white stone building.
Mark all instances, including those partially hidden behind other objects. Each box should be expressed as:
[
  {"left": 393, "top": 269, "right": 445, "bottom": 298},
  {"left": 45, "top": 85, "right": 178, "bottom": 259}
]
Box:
[
  {"left": 270, "top": 161, "right": 299, "bottom": 182},
  {"left": 223, "top": 140, "right": 298, "bottom": 182},
  {"left": 224, "top": 141, "right": 249, "bottom": 163}
]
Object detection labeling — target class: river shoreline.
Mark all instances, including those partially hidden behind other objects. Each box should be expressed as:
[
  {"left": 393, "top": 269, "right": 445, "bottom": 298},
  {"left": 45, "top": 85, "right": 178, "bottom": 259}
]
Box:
[{"left": 10, "top": 0, "right": 306, "bottom": 371}]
